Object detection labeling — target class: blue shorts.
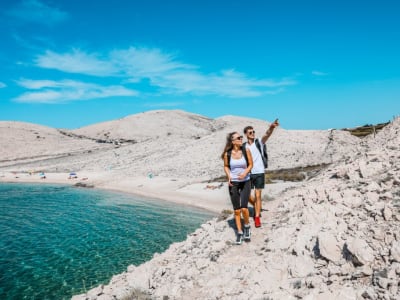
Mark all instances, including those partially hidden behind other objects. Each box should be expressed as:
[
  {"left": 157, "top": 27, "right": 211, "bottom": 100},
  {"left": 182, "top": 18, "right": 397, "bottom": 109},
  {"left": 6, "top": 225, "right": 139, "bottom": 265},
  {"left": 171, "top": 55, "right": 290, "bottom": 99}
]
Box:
[
  {"left": 229, "top": 180, "right": 251, "bottom": 210},
  {"left": 250, "top": 173, "right": 265, "bottom": 189}
]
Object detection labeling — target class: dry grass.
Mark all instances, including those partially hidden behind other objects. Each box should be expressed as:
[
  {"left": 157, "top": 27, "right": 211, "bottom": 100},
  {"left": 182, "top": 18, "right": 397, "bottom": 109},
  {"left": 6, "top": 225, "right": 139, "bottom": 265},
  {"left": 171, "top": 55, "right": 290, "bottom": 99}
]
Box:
[
  {"left": 217, "top": 209, "right": 234, "bottom": 221},
  {"left": 342, "top": 121, "right": 390, "bottom": 138},
  {"left": 210, "top": 163, "right": 330, "bottom": 184},
  {"left": 265, "top": 163, "right": 329, "bottom": 183}
]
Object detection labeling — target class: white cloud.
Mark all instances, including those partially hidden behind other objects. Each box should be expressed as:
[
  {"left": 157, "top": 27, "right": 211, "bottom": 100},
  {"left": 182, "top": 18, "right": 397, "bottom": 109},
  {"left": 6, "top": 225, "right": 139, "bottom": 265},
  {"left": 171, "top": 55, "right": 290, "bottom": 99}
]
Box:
[
  {"left": 0, "top": 82, "right": 6, "bottom": 88},
  {"left": 312, "top": 70, "right": 329, "bottom": 76},
  {"left": 153, "top": 69, "right": 295, "bottom": 97},
  {"left": 7, "top": 0, "right": 68, "bottom": 26},
  {"left": 17, "top": 78, "right": 60, "bottom": 89},
  {"left": 14, "top": 79, "right": 138, "bottom": 103},
  {"left": 36, "top": 49, "right": 119, "bottom": 77},
  {"left": 33, "top": 46, "right": 296, "bottom": 98},
  {"left": 111, "top": 47, "right": 195, "bottom": 79}
]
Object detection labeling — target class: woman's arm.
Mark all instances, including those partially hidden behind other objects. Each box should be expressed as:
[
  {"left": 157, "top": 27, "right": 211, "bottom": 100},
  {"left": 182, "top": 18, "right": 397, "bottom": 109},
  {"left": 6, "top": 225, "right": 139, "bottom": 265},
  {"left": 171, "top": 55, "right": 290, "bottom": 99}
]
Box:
[
  {"left": 245, "top": 148, "right": 253, "bottom": 175},
  {"left": 223, "top": 152, "right": 232, "bottom": 185}
]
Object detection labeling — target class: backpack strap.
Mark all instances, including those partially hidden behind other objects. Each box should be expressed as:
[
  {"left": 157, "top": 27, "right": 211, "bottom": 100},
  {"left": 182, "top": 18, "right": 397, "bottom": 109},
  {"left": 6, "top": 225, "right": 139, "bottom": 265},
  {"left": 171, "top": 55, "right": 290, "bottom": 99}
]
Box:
[
  {"left": 255, "top": 138, "right": 263, "bottom": 155},
  {"left": 255, "top": 138, "right": 268, "bottom": 169},
  {"left": 242, "top": 143, "right": 249, "bottom": 167}
]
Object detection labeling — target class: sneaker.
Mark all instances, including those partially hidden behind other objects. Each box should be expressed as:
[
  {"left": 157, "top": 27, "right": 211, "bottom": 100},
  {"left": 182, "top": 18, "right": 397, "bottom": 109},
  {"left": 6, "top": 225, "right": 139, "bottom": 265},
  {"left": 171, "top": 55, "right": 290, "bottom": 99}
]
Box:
[
  {"left": 254, "top": 216, "right": 261, "bottom": 228},
  {"left": 243, "top": 224, "right": 251, "bottom": 240},
  {"left": 236, "top": 232, "right": 243, "bottom": 245}
]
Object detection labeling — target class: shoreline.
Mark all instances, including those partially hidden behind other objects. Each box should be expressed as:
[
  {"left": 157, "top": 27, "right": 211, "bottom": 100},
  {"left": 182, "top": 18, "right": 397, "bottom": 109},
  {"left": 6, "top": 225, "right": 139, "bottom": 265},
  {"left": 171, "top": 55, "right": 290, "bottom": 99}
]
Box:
[{"left": 0, "top": 171, "right": 230, "bottom": 214}]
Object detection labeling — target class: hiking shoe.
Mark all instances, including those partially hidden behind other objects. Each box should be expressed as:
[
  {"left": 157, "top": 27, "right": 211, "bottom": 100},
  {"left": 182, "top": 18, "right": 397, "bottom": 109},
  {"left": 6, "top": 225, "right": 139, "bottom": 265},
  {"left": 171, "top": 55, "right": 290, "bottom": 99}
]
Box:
[
  {"left": 243, "top": 224, "right": 251, "bottom": 240},
  {"left": 236, "top": 232, "right": 243, "bottom": 245},
  {"left": 254, "top": 216, "right": 261, "bottom": 228}
]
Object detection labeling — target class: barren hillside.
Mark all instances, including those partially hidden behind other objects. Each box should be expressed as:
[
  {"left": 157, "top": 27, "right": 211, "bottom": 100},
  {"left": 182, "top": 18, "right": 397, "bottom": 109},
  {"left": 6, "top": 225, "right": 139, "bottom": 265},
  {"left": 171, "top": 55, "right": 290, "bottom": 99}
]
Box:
[{"left": 0, "top": 110, "right": 360, "bottom": 180}]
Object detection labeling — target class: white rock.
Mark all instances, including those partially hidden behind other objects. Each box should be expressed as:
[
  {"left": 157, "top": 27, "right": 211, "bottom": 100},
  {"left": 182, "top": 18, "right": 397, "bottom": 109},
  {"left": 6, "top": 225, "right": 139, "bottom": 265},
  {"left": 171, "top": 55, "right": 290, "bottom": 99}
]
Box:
[
  {"left": 365, "top": 192, "right": 380, "bottom": 204},
  {"left": 96, "top": 295, "right": 114, "bottom": 300},
  {"left": 346, "top": 238, "right": 375, "bottom": 266},
  {"left": 382, "top": 205, "right": 392, "bottom": 221},
  {"left": 332, "top": 286, "right": 358, "bottom": 300},
  {"left": 318, "top": 232, "right": 343, "bottom": 264},
  {"left": 71, "top": 295, "right": 87, "bottom": 300},
  {"left": 390, "top": 241, "right": 400, "bottom": 262},
  {"left": 371, "top": 227, "right": 385, "bottom": 241},
  {"left": 195, "top": 258, "right": 210, "bottom": 270},
  {"left": 288, "top": 255, "right": 315, "bottom": 278},
  {"left": 366, "top": 181, "right": 382, "bottom": 193},
  {"left": 327, "top": 190, "right": 342, "bottom": 203},
  {"left": 86, "top": 285, "right": 104, "bottom": 299},
  {"left": 359, "top": 160, "right": 384, "bottom": 178}
]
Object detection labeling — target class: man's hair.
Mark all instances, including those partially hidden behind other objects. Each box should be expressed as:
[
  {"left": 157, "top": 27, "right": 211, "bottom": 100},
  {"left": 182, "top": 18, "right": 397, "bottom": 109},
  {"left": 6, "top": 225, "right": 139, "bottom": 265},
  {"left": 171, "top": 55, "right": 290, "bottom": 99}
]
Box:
[{"left": 243, "top": 126, "right": 253, "bottom": 134}]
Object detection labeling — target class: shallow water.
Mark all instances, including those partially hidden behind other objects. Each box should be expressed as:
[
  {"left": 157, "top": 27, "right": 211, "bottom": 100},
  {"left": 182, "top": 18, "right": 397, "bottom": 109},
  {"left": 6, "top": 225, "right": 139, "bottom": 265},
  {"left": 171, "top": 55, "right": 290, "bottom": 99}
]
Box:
[{"left": 0, "top": 183, "right": 214, "bottom": 299}]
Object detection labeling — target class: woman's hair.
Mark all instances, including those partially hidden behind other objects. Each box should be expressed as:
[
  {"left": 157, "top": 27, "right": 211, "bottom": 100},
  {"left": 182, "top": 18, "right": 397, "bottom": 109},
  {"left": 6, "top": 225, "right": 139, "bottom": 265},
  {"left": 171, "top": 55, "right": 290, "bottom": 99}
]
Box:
[{"left": 221, "top": 132, "right": 237, "bottom": 160}]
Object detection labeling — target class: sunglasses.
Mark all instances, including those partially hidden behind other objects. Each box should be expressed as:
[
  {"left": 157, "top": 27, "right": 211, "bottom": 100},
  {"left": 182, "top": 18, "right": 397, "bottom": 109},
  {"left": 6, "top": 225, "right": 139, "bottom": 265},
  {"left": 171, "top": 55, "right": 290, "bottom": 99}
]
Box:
[
  {"left": 247, "top": 130, "right": 255, "bottom": 134},
  {"left": 232, "top": 136, "right": 243, "bottom": 141}
]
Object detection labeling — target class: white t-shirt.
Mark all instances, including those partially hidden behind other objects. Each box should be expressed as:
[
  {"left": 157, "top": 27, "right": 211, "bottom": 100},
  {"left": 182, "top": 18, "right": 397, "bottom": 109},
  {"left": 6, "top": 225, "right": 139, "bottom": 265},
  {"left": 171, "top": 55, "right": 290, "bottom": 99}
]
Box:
[{"left": 245, "top": 138, "right": 265, "bottom": 174}]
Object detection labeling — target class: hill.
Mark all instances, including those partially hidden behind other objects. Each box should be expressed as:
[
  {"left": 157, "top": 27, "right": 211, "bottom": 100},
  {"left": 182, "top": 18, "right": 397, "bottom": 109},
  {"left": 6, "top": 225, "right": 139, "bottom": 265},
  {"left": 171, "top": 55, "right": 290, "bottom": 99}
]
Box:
[
  {"left": 0, "top": 110, "right": 360, "bottom": 180},
  {"left": 71, "top": 116, "right": 400, "bottom": 300}
]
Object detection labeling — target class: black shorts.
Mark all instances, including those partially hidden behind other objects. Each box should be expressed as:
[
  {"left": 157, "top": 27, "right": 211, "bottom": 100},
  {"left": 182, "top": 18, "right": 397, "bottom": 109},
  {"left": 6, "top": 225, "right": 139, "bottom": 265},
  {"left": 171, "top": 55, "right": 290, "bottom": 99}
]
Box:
[
  {"left": 250, "top": 173, "right": 265, "bottom": 189},
  {"left": 229, "top": 180, "right": 251, "bottom": 210}
]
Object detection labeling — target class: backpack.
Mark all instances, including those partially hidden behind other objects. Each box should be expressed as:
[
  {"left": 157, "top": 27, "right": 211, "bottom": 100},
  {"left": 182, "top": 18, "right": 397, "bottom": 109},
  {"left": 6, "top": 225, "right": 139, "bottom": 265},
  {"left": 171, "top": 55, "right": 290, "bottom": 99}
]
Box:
[
  {"left": 254, "top": 139, "right": 268, "bottom": 169},
  {"left": 226, "top": 143, "right": 249, "bottom": 169}
]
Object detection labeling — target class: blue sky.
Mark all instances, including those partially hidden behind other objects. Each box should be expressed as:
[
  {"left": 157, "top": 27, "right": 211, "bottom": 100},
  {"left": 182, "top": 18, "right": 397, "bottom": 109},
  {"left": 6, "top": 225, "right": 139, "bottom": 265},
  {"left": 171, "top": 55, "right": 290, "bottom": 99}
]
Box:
[{"left": 0, "top": 0, "right": 399, "bottom": 129}]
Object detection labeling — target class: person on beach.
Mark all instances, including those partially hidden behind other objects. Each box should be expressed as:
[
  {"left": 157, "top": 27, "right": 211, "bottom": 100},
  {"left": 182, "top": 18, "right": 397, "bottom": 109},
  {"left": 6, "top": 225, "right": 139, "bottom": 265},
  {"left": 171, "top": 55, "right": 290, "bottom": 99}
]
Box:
[
  {"left": 244, "top": 119, "right": 279, "bottom": 228},
  {"left": 221, "top": 132, "right": 253, "bottom": 245}
]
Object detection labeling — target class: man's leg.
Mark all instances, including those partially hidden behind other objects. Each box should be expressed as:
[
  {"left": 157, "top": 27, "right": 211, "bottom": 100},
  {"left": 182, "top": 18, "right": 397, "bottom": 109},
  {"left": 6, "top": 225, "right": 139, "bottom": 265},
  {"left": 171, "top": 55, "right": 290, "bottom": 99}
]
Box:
[
  {"left": 254, "top": 189, "right": 262, "bottom": 217},
  {"left": 249, "top": 193, "right": 255, "bottom": 206},
  {"left": 249, "top": 175, "right": 257, "bottom": 216}
]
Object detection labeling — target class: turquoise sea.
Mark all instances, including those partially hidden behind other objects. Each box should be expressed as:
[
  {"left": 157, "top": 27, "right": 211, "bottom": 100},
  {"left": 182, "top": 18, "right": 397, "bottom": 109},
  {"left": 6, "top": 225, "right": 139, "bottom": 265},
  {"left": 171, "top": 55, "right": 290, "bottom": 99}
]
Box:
[{"left": 0, "top": 183, "right": 214, "bottom": 300}]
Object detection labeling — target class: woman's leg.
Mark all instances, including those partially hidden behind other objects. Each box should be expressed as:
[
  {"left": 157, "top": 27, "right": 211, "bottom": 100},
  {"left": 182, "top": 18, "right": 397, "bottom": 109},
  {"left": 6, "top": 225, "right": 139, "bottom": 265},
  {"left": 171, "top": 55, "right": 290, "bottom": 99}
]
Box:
[
  {"left": 229, "top": 183, "right": 242, "bottom": 232},
  {"left": 240, "top": 180, "right": 251, "bottom": 243},
  {"left": 240, "top": 180, "right": 251, "bottom": 225},
  {"left": 234, "top": 209, "right": 242, "bottom": 232},
  {"left": 241, "top": 207, "right": 250, "bottom": 225}
]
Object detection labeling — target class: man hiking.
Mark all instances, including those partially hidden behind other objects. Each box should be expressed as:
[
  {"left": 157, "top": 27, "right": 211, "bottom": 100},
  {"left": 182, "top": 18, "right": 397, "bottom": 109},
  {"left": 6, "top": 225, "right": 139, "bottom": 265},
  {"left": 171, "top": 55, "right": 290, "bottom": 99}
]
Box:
[{"left": 243, "top": 119, "right": 279, "bottom": 227}]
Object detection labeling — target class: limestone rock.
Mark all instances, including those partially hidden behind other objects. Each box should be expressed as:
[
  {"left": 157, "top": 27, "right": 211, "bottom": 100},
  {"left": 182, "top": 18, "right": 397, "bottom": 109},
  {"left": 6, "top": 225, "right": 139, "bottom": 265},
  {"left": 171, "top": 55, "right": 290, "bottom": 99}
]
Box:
[
  {"left": 317, "top": 232, "right": 343, "bottom": 265},
  {"left": 390, "top": 241, "right": 400, "bottom": 262},
  {"left": 346, "top": 238, "right": 375, "bottom": 266},
  {"left": 288, "top": 255, "right": 315, "bottom": 278},
  {"left": 382, "top": 205, "right": 392, "bottom": 221}
]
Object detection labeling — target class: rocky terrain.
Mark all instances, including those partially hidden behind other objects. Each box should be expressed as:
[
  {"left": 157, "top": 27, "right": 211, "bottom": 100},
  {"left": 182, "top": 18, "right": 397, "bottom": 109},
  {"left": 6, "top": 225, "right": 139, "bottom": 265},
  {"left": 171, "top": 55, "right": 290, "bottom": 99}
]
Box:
[
  {"left": 69, "top": 115, "right": 398, "bottom": 300},
  {"left": 1, "top": 111, "right": 398, "bottom": 299}
]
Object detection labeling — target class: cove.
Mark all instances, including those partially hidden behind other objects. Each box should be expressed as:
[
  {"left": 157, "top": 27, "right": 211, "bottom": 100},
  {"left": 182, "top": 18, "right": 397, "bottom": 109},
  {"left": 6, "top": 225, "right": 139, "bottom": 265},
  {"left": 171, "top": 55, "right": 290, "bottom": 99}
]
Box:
[{"left": 0, "top": 183, "right": 214, "bottom": 299}]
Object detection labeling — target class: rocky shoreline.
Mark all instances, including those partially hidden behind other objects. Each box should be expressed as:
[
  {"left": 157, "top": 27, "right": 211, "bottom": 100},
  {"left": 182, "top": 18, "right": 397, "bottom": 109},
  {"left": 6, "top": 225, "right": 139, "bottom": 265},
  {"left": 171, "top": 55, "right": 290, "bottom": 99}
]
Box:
[
  {"left": 72, "top": 118, "right": 399, "bottom": 299},
  {"left": 1, "top": 111, "right": 398, "bottom": 299}
]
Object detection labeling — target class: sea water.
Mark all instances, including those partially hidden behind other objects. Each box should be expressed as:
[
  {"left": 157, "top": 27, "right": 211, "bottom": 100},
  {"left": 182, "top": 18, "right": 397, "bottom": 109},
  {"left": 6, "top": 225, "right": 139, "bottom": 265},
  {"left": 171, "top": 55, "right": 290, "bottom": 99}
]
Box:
[{"left": 0, "top": 183, "right": 214, "bottom": 299}]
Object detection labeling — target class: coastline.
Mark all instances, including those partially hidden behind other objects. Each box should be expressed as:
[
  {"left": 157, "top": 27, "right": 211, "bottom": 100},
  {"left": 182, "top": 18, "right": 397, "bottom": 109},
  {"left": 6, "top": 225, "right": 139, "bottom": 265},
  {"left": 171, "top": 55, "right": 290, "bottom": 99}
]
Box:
[
  {"left": 0, "top": 171, "right": 230, "bottom": 214},
  {"left": 2, "top": 114, "right": 398, "bottom": 299}
]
